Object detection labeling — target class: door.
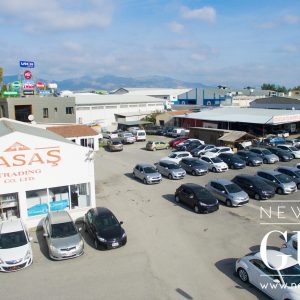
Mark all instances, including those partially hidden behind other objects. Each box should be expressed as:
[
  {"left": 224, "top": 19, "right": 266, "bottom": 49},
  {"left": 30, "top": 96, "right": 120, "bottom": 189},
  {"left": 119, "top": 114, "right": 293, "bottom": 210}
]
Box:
[
  {"left": 86, "top": 210, "right": 95, "bottom": 237},
  {"left": 211, "top": 182, "right": 227, "bottom": 202},
  {"left": 184, "top": 189, "right": 195, "bottom": 208}
]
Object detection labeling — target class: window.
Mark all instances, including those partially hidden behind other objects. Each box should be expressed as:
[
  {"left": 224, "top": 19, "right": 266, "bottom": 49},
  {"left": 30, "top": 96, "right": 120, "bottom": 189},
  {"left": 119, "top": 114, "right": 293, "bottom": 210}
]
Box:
[
  {"left": 66, "top": 107, "right": 74, "bottom": 114},
  {"left": 70, "top": 183, "right": 91, "bottom": 208},
  {"left": 26, "top": 189, "right": 49, "bottom": 217},
  {"left": 43, "top": 108, "right": 49, "bottom": 118},
  {"left": 91, "top": 106, "right": 104, "bottom": 110},
  {"left": 250, "top": 259, "right": 279, "bottom": 279},
  {"left": 80, "top": 138, "right": 95, "bottom": 149}
]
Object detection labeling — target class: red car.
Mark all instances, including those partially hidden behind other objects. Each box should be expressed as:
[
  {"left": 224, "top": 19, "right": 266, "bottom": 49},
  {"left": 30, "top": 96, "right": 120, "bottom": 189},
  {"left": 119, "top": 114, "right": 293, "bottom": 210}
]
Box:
[{"left": 169, "top": 136, "right": 189, "bottom": 148}]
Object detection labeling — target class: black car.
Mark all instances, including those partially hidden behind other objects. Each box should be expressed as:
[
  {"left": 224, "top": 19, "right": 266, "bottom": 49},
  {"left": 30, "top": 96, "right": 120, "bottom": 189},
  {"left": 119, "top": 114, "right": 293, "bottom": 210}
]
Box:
[
  {"left": 176, "top": 140, "right": 202, "bottom": 152},
  {"left": 218, "top": 153, "right": 246, "bottom": 169},
  {"left": 179, "top": 158, "right": 208, "bottom": 176},
  {"left": 232, "top": 174, "right": 275, "bottom": 200},
  {"left": 236, "top": 150, "right": 263, "bottom": 166},
  {"left": 277, "top": 166, "right": 300, "bottom": 189},
  {"left": 265, "top": 147, "right": 293, "bottom": 162},
  {"left": 175, "top": 183, "right": 219, "bottom": 213},
  {"left": 84, "top": 207, "right": 127, "bottom": 250}
]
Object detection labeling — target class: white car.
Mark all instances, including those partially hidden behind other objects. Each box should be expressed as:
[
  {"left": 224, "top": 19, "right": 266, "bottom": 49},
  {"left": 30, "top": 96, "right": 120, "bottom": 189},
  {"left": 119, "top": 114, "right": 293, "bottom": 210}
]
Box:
[
  {"left": 204, "top": 146, "right": 233, "bottom": 158},
  {"left": 160, "top": 151, "right": 192, "bottom": 164},
  {"left": 236, "top": 250, "right": 300, "bottom": 300},
  {"left": 0, "top": 219, "right": 33, "bottom": 272},
  {"left": 281, "top": 234, "right": 298, "bottom": 259},
  {"left": 277, "top": 144, "right": 300, "bottom": 159},
  {"left": 199, "top": 156, "right": 228, "bottom": 172}
]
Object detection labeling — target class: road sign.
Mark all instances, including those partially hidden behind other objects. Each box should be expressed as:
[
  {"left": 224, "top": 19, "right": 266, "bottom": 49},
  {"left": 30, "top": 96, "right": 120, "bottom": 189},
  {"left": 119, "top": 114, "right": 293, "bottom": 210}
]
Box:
[{"left": 19, "top": 61, "right": 35, "bottom": 68}]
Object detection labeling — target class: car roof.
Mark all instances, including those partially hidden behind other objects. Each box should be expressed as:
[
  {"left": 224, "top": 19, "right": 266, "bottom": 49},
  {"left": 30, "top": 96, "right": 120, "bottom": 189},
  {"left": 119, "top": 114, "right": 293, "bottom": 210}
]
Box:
[
  {"left": 215, "top": 146, "right": 230, "bottom": 149},
  {"left": 258, "top": 170, "right": 281, "bottom": 176},
  {"left": 278, "top": 166, "right": 298, "bottom": 172},
  {"left": 137, "top": 163, "right": 155, "bottom": 168},
  {"left": 160, "top": 160, "right": 179, "bottom": 165},
  {"left": 48, "top": 211, "right": 73, "bottom": 224},
  {"left": 210, "top": 178, "right": 233, "bottom": 185},
  {"left": 253, "top": 250, "right": 297, "bottom": 270},
  {"left": 0, "top": 219, "right": 24, "bottom": 234},
  {"left": 171, "top": 151, "right": 190, "bottom": 155},
  {"left": 93, "top": 207, "right": 113, "bottom": 216},
  {"left": 234, "top": 174, "right": 256, "bottom": 180},
  {"left": 181, "top": 183, "right": 205, "bottom": 190}
]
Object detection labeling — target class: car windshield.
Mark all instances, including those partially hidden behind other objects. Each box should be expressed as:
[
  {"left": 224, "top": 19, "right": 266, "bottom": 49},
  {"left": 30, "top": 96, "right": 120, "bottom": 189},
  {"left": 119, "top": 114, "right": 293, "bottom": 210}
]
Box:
[
  {"left": 280, "top": 264, "right": 300, "bottom": 286},
  {"left": 197, "top": 145, "right": 206, "bottom": 150},
  {"left": 169, "top": 153, "right": 177, "bottom": 158},
  {"left": 252, "top": 179, "right": 272, "bottom": 189},
  {"left": 190, "top": 160, "right": 204, "bottom": 166},
  {"left": 124, "top": 133, "right": 133, "bottom": 137},
  {"left": 275, "top": 174, "right": 293, "bottom": 183},
  {"left": 95, "top": 214, "right": 119, "bottom": 231},
  {"left": 262, "top": 150, "right": 272, "bottom": 155},
  {"left": 225, "top": 183, "right": 242, "bottom": 193},
  {"left": 194, "top": 188, "right": 214, "bottom": 200},
  {"left": 0, "top": 230, "right": 27, "bottom": 249},
  {"left": 211, "top": 157, "right": 222, "bottom": 163},
  {"left": 144, "top": 167, "right": 157, "bottom": 173},
  {"left": 138, "top": 132, "right": 145, "bottom": 136},
  {"left": 289, "top": 146, "right": 298, "bottom": 151},
  {"left": 112, "top": 141, "right": 121, "bottom": 145},
  {"left": 51, "top": 222, "right": 77, "bottom": 238},
  {"left": 209, "top": 149, "right": 218, "bottom": 153},
  {"left": 168, "top": 164, "right": 180, "bottom": 169}
]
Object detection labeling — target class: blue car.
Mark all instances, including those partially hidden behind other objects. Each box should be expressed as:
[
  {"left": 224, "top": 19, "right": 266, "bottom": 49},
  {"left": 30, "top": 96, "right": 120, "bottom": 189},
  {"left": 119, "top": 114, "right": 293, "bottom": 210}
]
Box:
[{"left": 264, "top": 136, "right": 286, "bottom": 146}]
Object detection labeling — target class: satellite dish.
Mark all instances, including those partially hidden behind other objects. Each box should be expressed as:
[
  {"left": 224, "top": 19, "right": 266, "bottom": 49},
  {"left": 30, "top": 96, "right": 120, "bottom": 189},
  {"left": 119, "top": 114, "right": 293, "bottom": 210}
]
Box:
[{"left": 28, "top": 114, "right": 35, "bottom": 121}]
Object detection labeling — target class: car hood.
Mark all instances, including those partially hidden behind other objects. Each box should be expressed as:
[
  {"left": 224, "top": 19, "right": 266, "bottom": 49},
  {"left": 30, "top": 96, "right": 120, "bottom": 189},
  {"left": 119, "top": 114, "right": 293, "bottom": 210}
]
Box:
[
  {"left": 205, "top": 152, "right": 218, "bottom": 158},
  {"left": 50, "top": 234, "right": 82, "bottom": 249},
  {"left": 231, "top": 190, "right": 249, "bottom": 200},
  {"left": 265, "top": 154, "right": 279, "bottom": 160},
  {"left": 171, "top": 168, "right": 185, "bottom": 173},
  {"left": 0, "top": 243, "right": 30, "bottom": 262},
  {"left": 213, "top": 162, "right": 227, "bottom": 168},
  {"left": 146, "top": 172, "right": 161, "bottom": 177},
  {"left": 97, "top": 226, "right": 124, "bottom": 240},
  {"left": 193, "top": 165, "right": 208, "bottom": 171}
]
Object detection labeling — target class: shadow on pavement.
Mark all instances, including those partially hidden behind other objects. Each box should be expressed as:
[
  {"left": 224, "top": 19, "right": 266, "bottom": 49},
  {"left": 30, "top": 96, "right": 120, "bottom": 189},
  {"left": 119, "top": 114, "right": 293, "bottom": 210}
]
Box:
[{"left": 35, "top": 228, "right": 51, "bottom": 261}]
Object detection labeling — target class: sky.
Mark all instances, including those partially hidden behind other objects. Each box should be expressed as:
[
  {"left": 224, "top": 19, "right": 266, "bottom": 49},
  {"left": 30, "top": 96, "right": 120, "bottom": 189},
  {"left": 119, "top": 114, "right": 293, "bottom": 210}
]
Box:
[{"left": 0, "top": 0, "right": 299, "bottom": 88}]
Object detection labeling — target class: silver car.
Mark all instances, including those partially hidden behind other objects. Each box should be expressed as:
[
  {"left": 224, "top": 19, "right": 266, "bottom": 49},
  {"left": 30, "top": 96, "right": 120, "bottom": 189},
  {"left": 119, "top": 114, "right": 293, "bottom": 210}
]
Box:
[
  {"left": 133, "top": 163, "right": 162, "bottom": 184},
  {"left": 156, "top": 160, "right": 186, "bottom": 180},
  {"left": 257, "top": 170, "right": 297, "bottom": 194},
  {"left": 249, "top": 148, "right": 279, "bottom": 164},
  {"left": 43, "top": 211, "right": 84, "bottom": 260},
  {"left": 205, "top": 179, "right": 249, "bottom": 207}
]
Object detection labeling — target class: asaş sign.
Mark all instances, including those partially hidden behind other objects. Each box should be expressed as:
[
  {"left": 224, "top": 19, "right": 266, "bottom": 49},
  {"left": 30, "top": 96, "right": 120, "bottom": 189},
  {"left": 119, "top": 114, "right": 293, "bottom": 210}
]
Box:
[
  {"left": 19, "top": 61, "right": 35, "bottom": 68},
  {"left": 24, "top": 70, "right": 32, "bottom": 80}
]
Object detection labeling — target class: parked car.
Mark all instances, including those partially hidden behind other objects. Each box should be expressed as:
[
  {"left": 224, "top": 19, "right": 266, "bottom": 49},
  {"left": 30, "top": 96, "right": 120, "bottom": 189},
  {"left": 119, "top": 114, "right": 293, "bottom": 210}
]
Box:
[
  {"left": 129, "top": 129, "right": 146, "bottom": 141},
  {"left": 257, "top": 170, "right": 297, "bottom": 195},
  {"left": 205, "top": 179, "right": 249, "bottom": 207},
  {"left": 42, "top": 211, "right": 84, "bottom": 260},
  {"left": 118, "top": 132, "right": 135, "bottom": 144},
  {"left": 175, "top": 139, "right": 203, "bottom": 151},
  {"left": 281, "top": 234, "right": 298, "bottom": 260},
  {"left": 145, "top": 126, "right": 163, "bottom": 135},
  {"left": 232, "top": 174, "right": 275, "bottom": 200},
  {"left": 169, "top": 136, "right": 189, "bottom": 148},
  {"left": 277, "top": 144, "right": 300, "bottom": 159},
  {"left": 165, "top": 127, "right": 175, "bottom": 137},
  {"left": 0, "top": 219, "right": 33, "bottom": 272},
  {"left": 236, "top": 150, "right": 263, "bottom": 166},
  {"left": 199, "top": 156, "right": 228, "bottom": 173},
  {"left": 286, "top": 138, "right": 300, "bottom": 148},
  {"left": 190, "top": 144, "right": 216, "bottom": 157},
  {"left": 102, "top": 131, "right": 119, "bottom": 139},
  {"left": 160, "top": 151, "right": 192, "bottom": 164},
  {"left": 218, "top": 153, "right": 246, "bottom": 169},
  {"left": 249, "top": 147, "right": 279, "bottom": 164},
  {"left": 263, "top": 135, "right": 286, "bottom": 146},
  {"left": 175, "top": 183, "right": 219, "bottom": 213},
  {"left": 84, "top": 207, "right": 127, "bottom": 250},
  {"left": 156, "top": 160, "right": 186, "bottom": 180},
  {"left": 107, "top": 139, "right": 123, "bottom": 152},
  {"left": 171, "top": 128, "right": 187, "bottom": 137},
  {"left": 179, "top": 158, "right": 208, "bottom": 176},
  {"left": 276, "top": 166, "right": 300, "bottom": 189},
  {"left": 146, "top": 141, "right": 169, "bottom": 151},
  {"left": 265, "top": 147, "right": 293, "bottom": 162},
  {"left": 203, "top": 146, "right": 233, "bottom": 158},
  {"left": 236, "top": 250, "right": 300, "bottom": 300},
  {"left": 133, "top": 163, "right": 162, "bottom": 184}
]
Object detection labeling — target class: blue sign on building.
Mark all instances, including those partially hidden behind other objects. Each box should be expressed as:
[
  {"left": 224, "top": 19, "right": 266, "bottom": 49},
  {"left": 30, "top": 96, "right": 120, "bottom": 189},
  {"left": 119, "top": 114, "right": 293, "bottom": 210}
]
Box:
[{"left": 19, "top": 61, "right": 35, "bottom": 68}]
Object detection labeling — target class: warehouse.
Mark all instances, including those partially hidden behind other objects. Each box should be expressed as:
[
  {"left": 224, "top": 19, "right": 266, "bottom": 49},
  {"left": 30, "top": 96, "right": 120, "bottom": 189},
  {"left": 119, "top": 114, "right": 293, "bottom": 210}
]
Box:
[
  {"left": 176, "top": 107, "right": 300, "bottom": 136},
  {"left": 0, "top": 118, "right": 95, "bottom": 228}
]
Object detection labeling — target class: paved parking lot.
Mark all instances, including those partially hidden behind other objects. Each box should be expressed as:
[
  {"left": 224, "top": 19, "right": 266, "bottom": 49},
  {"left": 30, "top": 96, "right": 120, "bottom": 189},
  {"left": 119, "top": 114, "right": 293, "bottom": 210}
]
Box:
[{"left": 2, "top": 136, "right": 300, "bottom": 300}]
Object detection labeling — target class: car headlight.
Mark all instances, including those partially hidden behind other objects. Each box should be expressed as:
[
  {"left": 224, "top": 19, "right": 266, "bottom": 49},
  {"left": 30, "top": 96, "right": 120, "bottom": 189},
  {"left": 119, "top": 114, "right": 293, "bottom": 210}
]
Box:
[
  {"left": 122, "top": 232, "right": 127, "bottom": 239},
  {"left": 50, "top": 245, "right": 57, "bottom": 252},
  {"left": 146, "top": 176, "right": 150, "bottom": 180},
  {"left": 24, "top": 249, "right": 31, "bottom": 260},
  {"left": 98, "top": 236, "right": 106, "bottom": 242},
  {"left": 0, "top": 258, "right": 3, "bottom": 264},
  {"left": 199, "top": 201, "right": 207, "bottom": 206}
]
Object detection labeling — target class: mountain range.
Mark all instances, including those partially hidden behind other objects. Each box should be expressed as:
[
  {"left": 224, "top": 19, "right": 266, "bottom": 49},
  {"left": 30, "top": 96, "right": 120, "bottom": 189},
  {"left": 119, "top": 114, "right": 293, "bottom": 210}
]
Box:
[{"left": 3, "top": 74, "right": 205, "bottom": 92}]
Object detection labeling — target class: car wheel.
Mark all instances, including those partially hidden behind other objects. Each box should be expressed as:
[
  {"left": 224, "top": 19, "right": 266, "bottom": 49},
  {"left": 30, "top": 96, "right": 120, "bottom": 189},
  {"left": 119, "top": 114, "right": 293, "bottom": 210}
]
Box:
[
  {"left": 175, "top": 195, "right": 180, "bottom": 203},
  {"left": 254, "top": 193, "right": 261, "bottom": 200},
  {"left": 263, "top": 159, "right": 268, "bottom": 164},
  {"left": 229, "top": 164, "right": 234, "bottom": 169},
  {"left": 292, "top": 154, "right": 296, "bottom": 159},
  {"left": 191, "top": 170, "right": 196, "bottom": 176},
  {"left": 143, "top": 178, "right": 148, "bottom": 184},
  {"left": 226, "top": 199, "right": 232, "bottom": 207},
  {"left": 212, "top": 167, "right": 217, "bottom": 173},
  {"left": 168, "top": 174, "right": 173, "bottom": 180},
  {"left": 94, "top": 238, "right": 99, "bottom": 250},
  {"left": 194, "top": 205, "right": 200, "bottom": 214},
  {"left": 297, "top": 183, "right": 300, "bottom": 189},
  {"left": 277, "top": 187, "right": 284, "bottom": 195},
  {"left": 238, "top": 268, "right": 249, "bottom": 283}
]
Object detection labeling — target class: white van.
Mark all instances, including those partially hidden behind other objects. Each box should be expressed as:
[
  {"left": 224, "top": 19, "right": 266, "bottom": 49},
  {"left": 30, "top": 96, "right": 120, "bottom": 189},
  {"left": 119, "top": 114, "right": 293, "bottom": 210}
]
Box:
[
  {"left": 129, "top": 129, "right": 146, "bottom": 141},
  {"left": 171, "top": 128, "right": 187, "bottom": 138}
]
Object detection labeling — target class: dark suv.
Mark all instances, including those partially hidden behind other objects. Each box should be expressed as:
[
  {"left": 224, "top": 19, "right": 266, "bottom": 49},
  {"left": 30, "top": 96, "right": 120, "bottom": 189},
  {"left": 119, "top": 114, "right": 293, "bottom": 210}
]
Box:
[
  {"left": 218, "top": 153, "right": 246, "bottom": 169},
  {"left": 232, "top": 174, "right": 275, "bottom": 200}
]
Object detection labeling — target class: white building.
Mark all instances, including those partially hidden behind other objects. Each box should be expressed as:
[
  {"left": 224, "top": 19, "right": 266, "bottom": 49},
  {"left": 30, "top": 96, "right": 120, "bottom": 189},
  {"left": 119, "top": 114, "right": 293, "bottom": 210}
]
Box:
[
  {"left": 0, "top": 118, "right": 96, "bottom": 228},
  {"left": 74, "top": 93, "right": 165, "bottom": 130}
]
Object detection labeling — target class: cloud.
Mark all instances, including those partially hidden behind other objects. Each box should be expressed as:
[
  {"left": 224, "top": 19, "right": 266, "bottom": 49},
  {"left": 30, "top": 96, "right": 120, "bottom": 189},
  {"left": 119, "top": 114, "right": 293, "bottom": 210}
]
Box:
[
  {"left": 181, "top": 6, "right": 216, "bottom": 23},
  {"left": 168, "top": 21, "right": 184, "bottom": 33},
  {"left": 283, "top": 14, "right": 300, "bottom": 24},
  {"left": 1, "top": 0, "right": 114, "bottom": 32},
  {"left": 258, "top": 14, "right": 299, "bottom": 29},
  {"left": 62, "top": 41, "right": 83, "bottom": 52}
]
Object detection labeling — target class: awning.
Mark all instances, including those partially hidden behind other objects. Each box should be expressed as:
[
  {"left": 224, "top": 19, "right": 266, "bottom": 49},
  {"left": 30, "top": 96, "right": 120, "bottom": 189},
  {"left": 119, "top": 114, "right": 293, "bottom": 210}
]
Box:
[
  {"left": 117, "top": 120, "right": 153, "bottom": 126},
  {"left": 218, "top": 131, "right": 255, "bottom": 142}
]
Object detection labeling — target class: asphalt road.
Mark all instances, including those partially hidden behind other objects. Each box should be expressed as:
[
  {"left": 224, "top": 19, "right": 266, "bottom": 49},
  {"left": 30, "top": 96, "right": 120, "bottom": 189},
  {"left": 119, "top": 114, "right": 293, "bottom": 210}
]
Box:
[{"left": 2, "top": 136, "right": 300, "bottom": 300}]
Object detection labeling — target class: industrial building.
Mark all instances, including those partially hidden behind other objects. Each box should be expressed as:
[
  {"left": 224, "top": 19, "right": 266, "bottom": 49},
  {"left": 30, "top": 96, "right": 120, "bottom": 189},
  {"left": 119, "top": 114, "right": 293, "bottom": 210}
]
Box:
[{"left": 250, "top": 96, "right": 300, "bottom": 110}]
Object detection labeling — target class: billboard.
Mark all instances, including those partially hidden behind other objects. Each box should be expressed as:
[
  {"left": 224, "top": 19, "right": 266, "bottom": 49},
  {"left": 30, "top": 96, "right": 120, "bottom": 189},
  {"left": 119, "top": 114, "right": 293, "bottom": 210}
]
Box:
[{"left": 19, "top": 61, "right": 35, "bottom": 68}]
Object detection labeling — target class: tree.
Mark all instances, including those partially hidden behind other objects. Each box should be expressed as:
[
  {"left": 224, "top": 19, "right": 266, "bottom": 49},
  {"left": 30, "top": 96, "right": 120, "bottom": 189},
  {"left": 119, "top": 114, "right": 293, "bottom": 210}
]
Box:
[
  {"left": 292, "top": 85, "right": 300, "bottom": 91},
  {"left": 142, "top": 111, "right": 161, "bottom": 124},
  {"left": 261, "top": 83, "right": 288, "bottom": 94}
]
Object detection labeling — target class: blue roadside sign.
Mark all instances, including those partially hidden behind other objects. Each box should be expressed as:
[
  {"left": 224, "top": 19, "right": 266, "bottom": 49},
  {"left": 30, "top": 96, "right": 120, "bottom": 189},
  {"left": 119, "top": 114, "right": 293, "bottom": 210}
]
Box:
[{"left": 19, "top": 61, "right": 35, "bottom": 68}]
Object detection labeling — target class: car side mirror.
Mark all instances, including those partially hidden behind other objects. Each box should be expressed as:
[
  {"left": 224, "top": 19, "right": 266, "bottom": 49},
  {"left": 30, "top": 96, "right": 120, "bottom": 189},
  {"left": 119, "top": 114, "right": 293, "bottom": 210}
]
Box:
[
  {"left": 43, "top": 233, "right": 48, "bottom": 238},
  {"left": 120, "top": 221, "right": 124, "bottom": 225}
]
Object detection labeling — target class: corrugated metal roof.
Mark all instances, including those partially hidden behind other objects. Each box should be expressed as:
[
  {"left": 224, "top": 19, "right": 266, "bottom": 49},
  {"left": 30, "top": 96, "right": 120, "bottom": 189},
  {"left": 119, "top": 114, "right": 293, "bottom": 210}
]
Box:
[
  {"left": 178, "top": 107, "right": 300, "bottom": 125},
  {"left": 218, "top": 131, "right": 253, "bottom": 142},
  {"left": 74, "top": 93, "right": 165, "bottom": 105},
  {"left": 117, "top": 120, "right": 152, "bottom": 126},
  {"left": 115, "top": 88, "right": 192, "bottom": 96},
  {"left": 0, "top": 118, "right": 74, "bottom": 144},
  {"left": 251, "top": 96, "right": 300, "bottom": 105}
]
